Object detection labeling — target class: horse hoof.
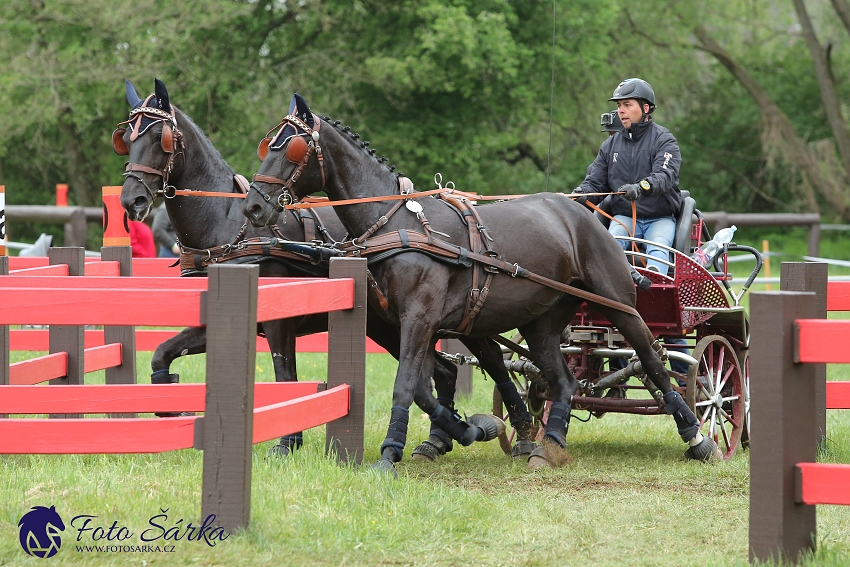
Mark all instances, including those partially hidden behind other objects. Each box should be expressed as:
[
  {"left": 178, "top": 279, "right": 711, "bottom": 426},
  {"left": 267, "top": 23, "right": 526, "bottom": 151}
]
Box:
[
  {"left": 526, "top": 440, "right": 570, "bottom": 470},
  {"left": 266, "top": 443, "right": 293, "bottom": 460},
  {"left": 511, "top": 439, "right": 536, "bottom": 458},
  {"left": 684, "top": 436, "right": 723, "bottom": 462},
  {"left": 467, "top": 414, "right": 506, "bottom": 442},
  {"left": 371, "top": 459, "right": 398, "bottom": 478},
  {"left": 527, "top": 447, "right": 552, "bottom": 470},
  {"left": 411, "top": 441, "right": 440, "bottom": 461}
]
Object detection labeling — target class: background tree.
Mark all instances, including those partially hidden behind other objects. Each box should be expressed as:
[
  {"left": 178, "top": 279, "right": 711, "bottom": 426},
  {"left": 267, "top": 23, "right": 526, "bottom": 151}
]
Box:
[{"left": 2, "top": 0, "right": 850, "bottom": 247}]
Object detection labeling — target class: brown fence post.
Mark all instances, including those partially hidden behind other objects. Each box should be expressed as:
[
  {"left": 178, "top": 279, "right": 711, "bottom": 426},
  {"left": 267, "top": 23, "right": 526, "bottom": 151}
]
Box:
[
  {"left": 807, "top": 224, "right": 820, "bottom": 257},
  {"left": 102, "top": 246, "right": 136, "bottom": 418},
  {"left": 441, "top": 338, "right": 473, "bottom": 396},
  {"left": 326, "top": 257, "right": 367, "bottom": 465},
  {"left": 749, "top": 291, "right": 818, "bottom": 563},
  {"left": 780, "top": 262, "right": 828, "bottom": 444},
  {"left": 64, "top": 207, "right": 87, "bottom": 248},
  {"left": 48, "top": 247, "right": 85, "bottom": 419},
  {"left": 200, "top": 264, "right": 258, "bottom": 532}
]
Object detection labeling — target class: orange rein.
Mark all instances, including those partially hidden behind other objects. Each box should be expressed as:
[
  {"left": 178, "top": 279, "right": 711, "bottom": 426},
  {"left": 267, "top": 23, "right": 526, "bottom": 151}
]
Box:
[{"left": 583, "top": 198, "right": 643, "bottom": 265}]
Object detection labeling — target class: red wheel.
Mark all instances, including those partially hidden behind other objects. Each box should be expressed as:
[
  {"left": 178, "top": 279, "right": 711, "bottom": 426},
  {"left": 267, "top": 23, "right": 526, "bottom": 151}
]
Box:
[{"left": 686, "top": 335, "right": 745, "bottom": 460}]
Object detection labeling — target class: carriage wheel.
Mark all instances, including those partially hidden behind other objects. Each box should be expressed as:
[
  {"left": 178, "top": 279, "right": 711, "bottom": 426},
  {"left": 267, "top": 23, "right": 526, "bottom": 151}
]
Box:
[
  {"left": 739, "top": 350, "right": 751, "bottom": 449},
  {"left": 685, "top": 335, "right": 745, "bottom": 460}
]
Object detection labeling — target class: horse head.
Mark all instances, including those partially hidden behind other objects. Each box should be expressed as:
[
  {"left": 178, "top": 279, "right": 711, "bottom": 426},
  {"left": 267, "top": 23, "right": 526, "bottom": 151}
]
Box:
[
  {"left": 243, "top": 93, "right": 327, "bottom": 227},
  {"left": 115, "top": 78, "right": 184, "bottom": 221}
]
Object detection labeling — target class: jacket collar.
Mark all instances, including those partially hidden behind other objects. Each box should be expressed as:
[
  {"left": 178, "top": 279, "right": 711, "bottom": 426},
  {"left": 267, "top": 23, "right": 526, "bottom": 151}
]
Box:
[{"left": 621, "top": 116, "right": 653, "bottom": 142}]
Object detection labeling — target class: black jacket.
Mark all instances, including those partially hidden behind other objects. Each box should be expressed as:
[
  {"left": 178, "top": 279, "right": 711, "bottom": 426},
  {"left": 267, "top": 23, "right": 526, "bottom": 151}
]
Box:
[{"left": 578, "top": 118, "right": 682, "bottom": 218}]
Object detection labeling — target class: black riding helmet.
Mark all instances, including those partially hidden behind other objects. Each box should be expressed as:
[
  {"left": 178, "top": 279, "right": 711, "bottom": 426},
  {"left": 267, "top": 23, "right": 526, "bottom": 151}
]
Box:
[
  {"left": 600, "top": 110, "right": 622, "bottom": 133},
  {"left": 609, "top": 78, "right": 656, "bottom": 122}
]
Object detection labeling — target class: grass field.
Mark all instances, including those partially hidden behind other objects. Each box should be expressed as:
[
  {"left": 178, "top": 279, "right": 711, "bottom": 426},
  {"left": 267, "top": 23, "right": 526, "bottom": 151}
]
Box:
[
  {"left": 2, "top": 347, "right": 850, "bottom": 567},
  {"left": 2, "top": 230, "right": 849, "bottom": 566}
]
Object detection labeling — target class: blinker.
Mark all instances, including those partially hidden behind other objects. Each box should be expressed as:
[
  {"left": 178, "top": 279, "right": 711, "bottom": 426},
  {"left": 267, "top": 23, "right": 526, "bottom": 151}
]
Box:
[
  {"left": 286, "top": 135, "right": 309, "bottom": 164},
  {"left": 257, "top": 137, "right": 271, "bottom": 161},
  {"left": 161, "top": 123, "right": 174, "bottom": 153},
  {"left": 112, "top": 128, "right": 129, "bottom": 155}
]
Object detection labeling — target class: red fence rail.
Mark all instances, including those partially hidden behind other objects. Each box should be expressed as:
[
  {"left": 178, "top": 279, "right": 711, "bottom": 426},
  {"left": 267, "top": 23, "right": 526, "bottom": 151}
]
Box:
[
  {"left": 749, "top": 265, "right": 850, "bottom": 563},
  {"left": 0, "top": 246, "right": 368, "bottom": 532}
]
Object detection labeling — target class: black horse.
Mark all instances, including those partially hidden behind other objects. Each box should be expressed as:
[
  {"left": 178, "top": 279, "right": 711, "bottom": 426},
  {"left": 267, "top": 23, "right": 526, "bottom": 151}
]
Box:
[
  {"left": 243, "top": 93, "right": 722, "bottom": 471},
  {"left": 115, "top": 80, "right": 511, "bottom": 462}
]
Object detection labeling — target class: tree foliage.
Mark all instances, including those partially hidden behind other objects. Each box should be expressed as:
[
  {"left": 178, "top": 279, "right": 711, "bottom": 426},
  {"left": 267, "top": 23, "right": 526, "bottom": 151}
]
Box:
[{"left": 2, "top": 0, "right": 850, "bottom": 245}]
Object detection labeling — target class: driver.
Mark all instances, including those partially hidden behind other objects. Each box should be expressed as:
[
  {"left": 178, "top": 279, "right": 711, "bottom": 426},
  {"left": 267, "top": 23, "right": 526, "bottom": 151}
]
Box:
[{"left": 571, "top": 78, "right": 683, "bottom": 280}]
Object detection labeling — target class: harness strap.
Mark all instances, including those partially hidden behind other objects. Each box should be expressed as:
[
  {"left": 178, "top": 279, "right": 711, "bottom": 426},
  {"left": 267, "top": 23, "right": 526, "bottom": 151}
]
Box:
[
  {"left": 337, "top": 229, "right": 640, "bottom": 318},
  {"left": 178, "top": 237, "right": 317, "bottom": 273},
  {"left": 125, "top": 163, "right": 165, "bottom": 177},
  {"left": 297, "top": 208, "right": 317, "bottom": 242},
  {"left": 439, "top": 194, "right": 496, "bottom": 334}
]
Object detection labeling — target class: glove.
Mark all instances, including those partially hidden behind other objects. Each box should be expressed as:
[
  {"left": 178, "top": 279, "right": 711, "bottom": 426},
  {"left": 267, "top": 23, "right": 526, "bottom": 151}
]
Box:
[
  {"left": 570, "top": 187, "right": 587, "bottom": 205},
  {"left": 618, "top": 183, "right": 640, "bottom": 201}
]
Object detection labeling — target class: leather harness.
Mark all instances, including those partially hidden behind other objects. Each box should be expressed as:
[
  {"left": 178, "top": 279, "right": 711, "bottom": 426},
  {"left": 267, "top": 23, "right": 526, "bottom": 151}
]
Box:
[
  {"left": 326, "top": 181, "right": 641, "bottom": 334},
  {"left": 178, "top": 206, "right": 334, "bottom": 275}
]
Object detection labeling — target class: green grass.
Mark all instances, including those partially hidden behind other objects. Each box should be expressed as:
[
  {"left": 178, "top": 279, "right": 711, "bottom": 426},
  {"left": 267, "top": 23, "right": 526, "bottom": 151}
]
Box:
[{"left": 2, "top": 351, "right": 850, "bottom": 566}]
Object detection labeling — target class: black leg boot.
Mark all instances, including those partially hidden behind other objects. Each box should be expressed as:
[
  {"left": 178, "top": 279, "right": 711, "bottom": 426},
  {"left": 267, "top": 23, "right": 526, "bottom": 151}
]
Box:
[
  {"left": 495, "top": 381, "right": 536, "bottom": 457},
  {"left": 412, "top": 397, "right": 455, "bottom": 461},
  {"left": 528, "top": 402, "right": 571, "bottom": 469},
  {"left": 374, "top": 407, "right": 410, "bottom": 477},
  {"left": 267, "top": 432, "right": 303, "bottom": 459},
  {"left": 151, "top": 369, "right": 193, "bottom": 418},
  {"left": 663, "top": 391, "right": 722, "bottom": 462}
]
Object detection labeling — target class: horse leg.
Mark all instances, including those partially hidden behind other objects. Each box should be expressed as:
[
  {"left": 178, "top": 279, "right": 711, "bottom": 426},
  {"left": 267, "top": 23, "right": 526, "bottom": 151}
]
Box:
[
  {"left": 602, "top": 308, "right": 722, "bottom": 462},
  {"left": 151, "top": 326, "right": 208, "bottom": 417},
  {"left": 410, "top": 354, "right": 459, "bottom": 461},
  {"left": 517, "top": 302, "right": 582, "bottom": 469},
  {"left": 263, "top": 318, "right": 305, "bottom": 458},
  {"left": 375, "top": 326, "right": 503, "bottom": 475},
  {"left": 460, "top": 336, "right": 536, "bottom": 458},
  {"left": 374, "top": 329, "right": 438, "bottom": 475},
  {"left": 366, "top": 314, "right": 461, "bottom": 462}
]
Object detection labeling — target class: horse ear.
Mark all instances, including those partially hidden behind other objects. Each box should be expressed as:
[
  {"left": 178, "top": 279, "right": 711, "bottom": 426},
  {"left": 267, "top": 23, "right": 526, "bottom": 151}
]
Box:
[
  {"left": 154, "top": 78, "right": 171, "bottom": 112},
  {"left": 125, "top": 80, "right": 143, "bottom": 108},
  {"left": 292, "top": 92, "right": 314, "bottom": 128}
]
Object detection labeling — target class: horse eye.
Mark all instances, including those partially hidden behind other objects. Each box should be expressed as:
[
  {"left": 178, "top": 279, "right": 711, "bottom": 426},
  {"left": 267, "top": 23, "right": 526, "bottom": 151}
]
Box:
[{"left": 153, "top": 132, "right": 162, "bottom": 142}]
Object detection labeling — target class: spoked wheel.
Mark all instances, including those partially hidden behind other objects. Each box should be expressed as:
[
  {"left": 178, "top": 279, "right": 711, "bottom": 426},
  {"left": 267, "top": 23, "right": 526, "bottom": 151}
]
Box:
[
  {"left": 685, "top": 335, "right": 745, "bottom": 460},
  {"left": 739, "top": 350, "right": 750, "bottom": 449}
]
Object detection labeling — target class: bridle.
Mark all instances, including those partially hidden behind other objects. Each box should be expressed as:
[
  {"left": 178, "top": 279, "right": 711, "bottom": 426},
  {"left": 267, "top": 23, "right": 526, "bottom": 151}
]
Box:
[
  {"left": 112, "top": 95, "right": 185, "bottom": 200},
  {"left": 249, "top": 113, "right": 326, "bottom": 214}
]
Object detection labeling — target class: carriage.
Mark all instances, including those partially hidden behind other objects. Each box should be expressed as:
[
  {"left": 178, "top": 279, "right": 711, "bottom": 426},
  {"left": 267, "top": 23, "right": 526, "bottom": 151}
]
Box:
[{"left": 475, "top": 191, "right": 764, "bottom": 461}]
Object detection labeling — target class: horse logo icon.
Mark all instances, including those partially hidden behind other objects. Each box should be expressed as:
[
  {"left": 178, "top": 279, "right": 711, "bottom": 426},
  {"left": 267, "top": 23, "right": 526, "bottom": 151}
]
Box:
[{"left": 18, "top": 505, "right": 65, "bottom": 558}]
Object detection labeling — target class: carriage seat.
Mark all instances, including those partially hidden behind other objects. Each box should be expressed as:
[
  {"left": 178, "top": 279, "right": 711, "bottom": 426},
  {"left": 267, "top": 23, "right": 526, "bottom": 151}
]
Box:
[{"left": 593, "top": 190, "right": 696, "bottom": 254}]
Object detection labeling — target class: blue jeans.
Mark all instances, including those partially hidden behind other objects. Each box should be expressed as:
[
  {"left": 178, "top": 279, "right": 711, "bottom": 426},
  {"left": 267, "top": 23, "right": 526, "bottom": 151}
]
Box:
[{"left": 609, "top": 215, "right": 676, "bottom": 275}]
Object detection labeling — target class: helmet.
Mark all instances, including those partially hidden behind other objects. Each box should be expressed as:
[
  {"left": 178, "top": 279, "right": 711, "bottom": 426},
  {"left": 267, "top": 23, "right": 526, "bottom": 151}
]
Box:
[
  {"left": 600, "top": 110, "right": 622, "bottom": 132},
  {"left": 609, "top": 78, "right": 656, "bottom": 112}
]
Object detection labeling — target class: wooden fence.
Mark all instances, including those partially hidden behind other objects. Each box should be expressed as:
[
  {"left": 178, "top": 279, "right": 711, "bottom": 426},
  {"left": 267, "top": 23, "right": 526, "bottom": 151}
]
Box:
[
  {"left": 0, "top": 247, "right": 367, "bottom": 531},
  {"left": 749, "top": 262, "right": 850, "bottom": 563}
]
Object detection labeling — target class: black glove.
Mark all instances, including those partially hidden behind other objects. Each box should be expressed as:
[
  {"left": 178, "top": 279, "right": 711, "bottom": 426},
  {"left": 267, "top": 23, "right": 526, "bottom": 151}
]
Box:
[
  {"left": 570, "top": 187, "right": 587, "bottom": 205},
  {"left": 618, "top": 183, "right": 640, "bottom": 201}
]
